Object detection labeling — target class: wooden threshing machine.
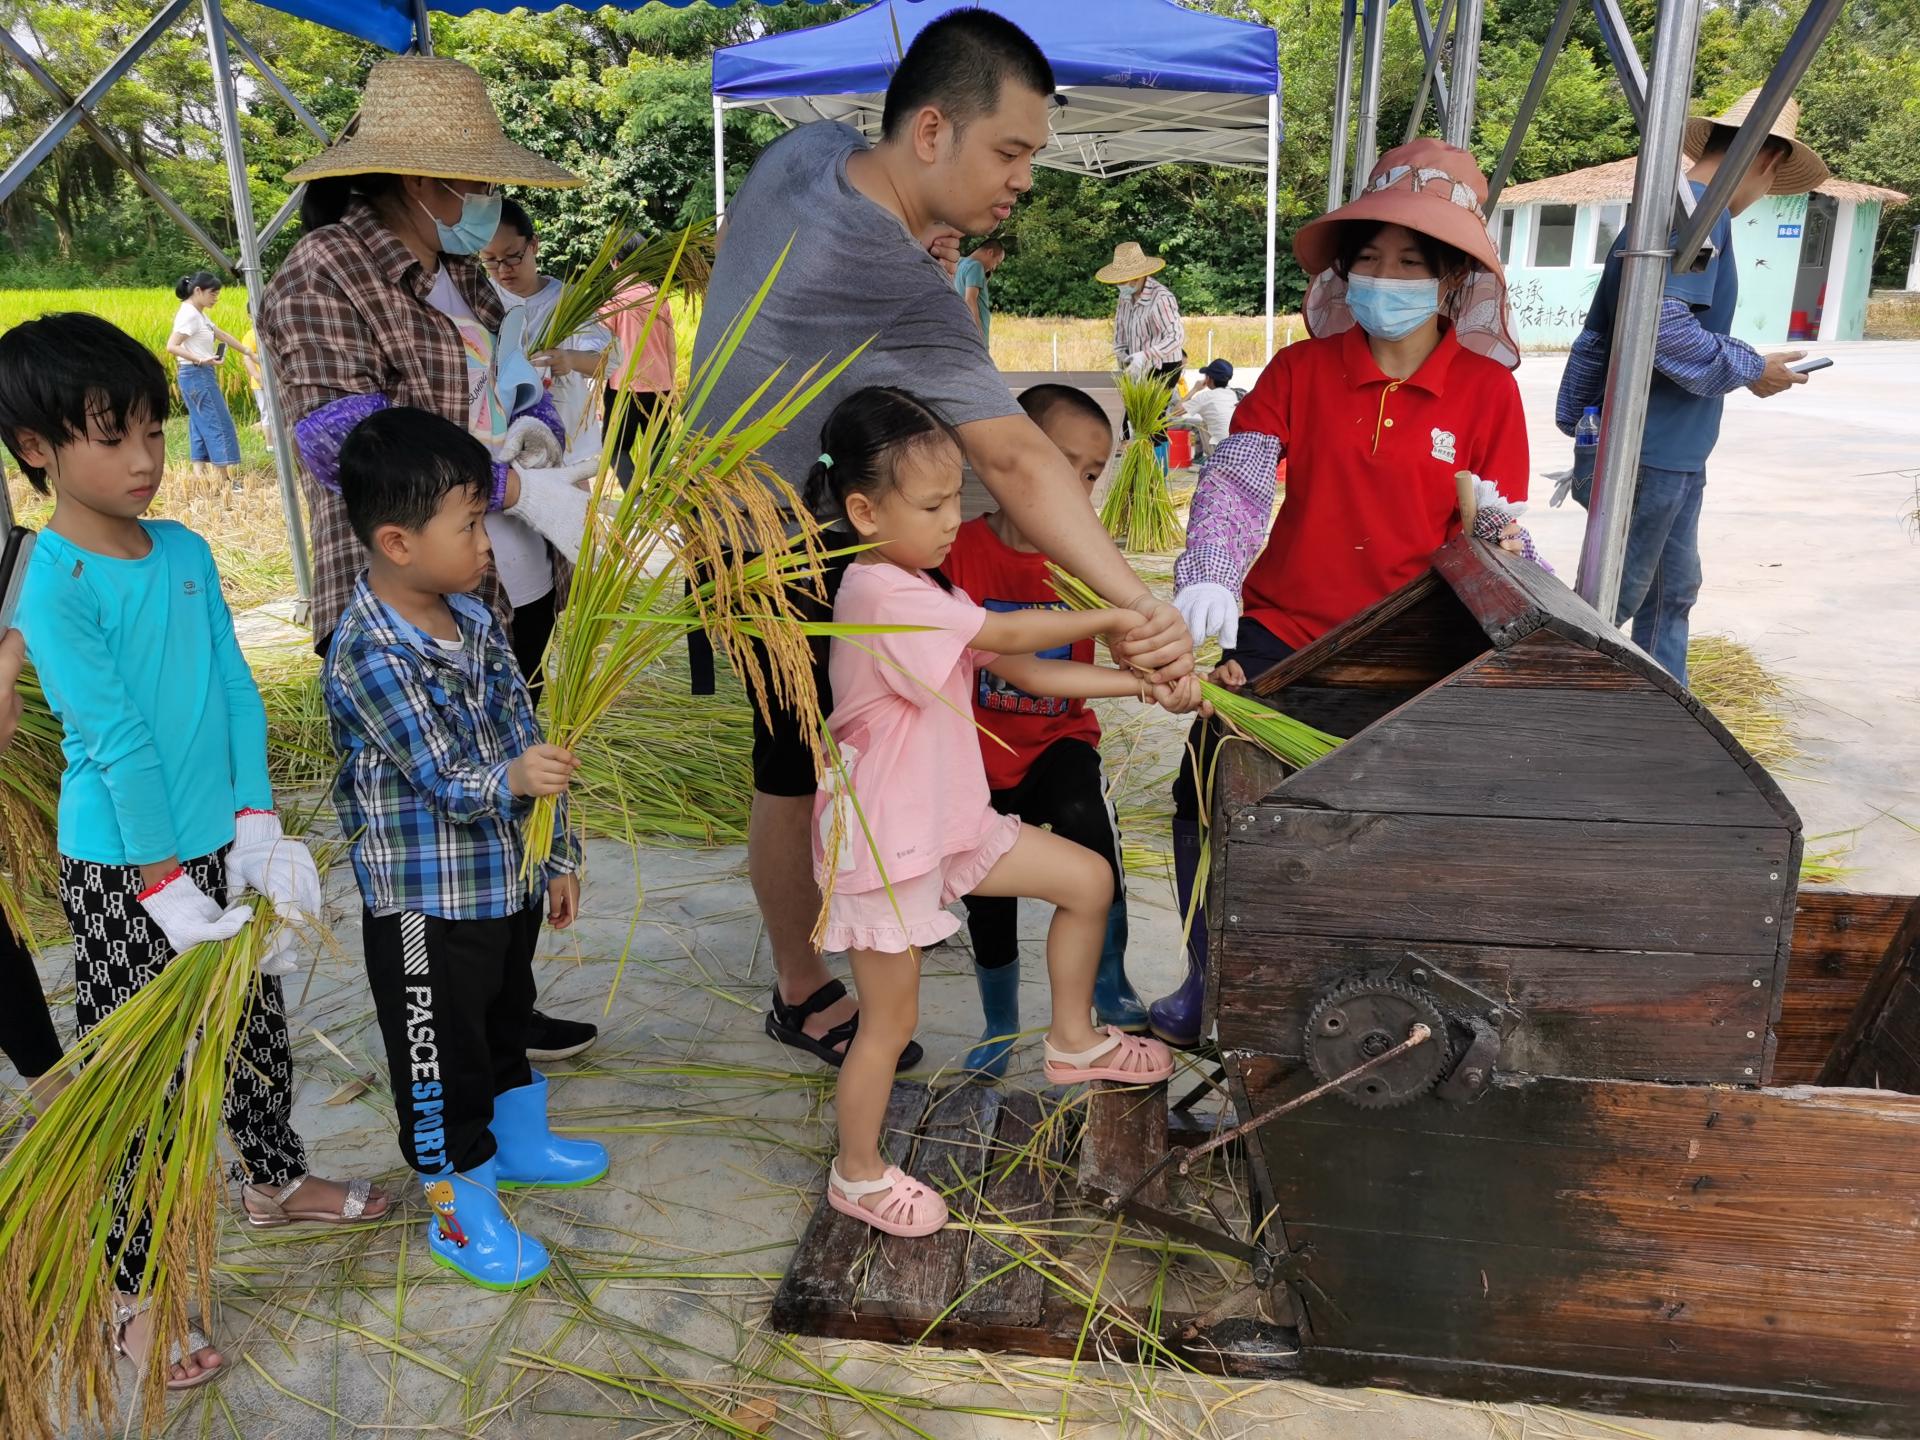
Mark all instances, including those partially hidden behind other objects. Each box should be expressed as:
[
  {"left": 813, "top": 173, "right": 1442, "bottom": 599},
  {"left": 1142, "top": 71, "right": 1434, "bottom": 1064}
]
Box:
[{"left": 775, "top": 537, "right": 1920, "bottom": 1436}]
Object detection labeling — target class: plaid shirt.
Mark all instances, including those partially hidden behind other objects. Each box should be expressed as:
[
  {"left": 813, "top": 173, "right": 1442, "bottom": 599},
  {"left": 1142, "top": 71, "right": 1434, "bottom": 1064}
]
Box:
[
  {"left": 260, "top": 198, "right": 569, "bottom": 648},
  {"left": 324, "top": 575, "right": 578, "bottom": 920},
  {"left": 1113, "top": 277, "right": 1186, "bottom": 370}
]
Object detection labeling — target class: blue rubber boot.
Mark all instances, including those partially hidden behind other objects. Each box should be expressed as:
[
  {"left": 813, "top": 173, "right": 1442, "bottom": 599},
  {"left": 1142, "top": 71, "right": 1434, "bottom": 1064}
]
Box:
[
  {"left": 491, "top": 1071, "right": 609, "bottom": 1190},
  {"left": 422, "top": 1159, "right": 550, "bottom": 1291},
  {"left": 1148, "top": 821, "right": 1210, "bottom": 1048},
  {"left": 964, "top": 962, "right": 1021, "bottom": 1080},
  {"left": 1092, "top": 900, "right": 1150, "bottom": 1032}
]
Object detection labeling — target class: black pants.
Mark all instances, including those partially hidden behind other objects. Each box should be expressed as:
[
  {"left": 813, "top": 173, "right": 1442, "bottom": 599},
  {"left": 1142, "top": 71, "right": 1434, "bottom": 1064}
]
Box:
[
  {"left": 0, "top": 911, "right": 63, "bottom": 1078},
  {"left": 511, "top": 588, "right": 557, "bottom": 710},
  {"left": 604, "top": 388, "right": 669, "bottom": 489},
  {"left": 363, "top": 905, "right": 540, "bottom": 1176},
  {"left": 61, "top": 849, "right": 305, "bottom": 1292},
  {"left": 1172, "top": 618, "right": 1296, "bottom": 824},
  {"left": 962, "top": 739, "right": 1124, "bottom": 970},
  {"left": 745, "top": 545, "right": 856, "bottom": 798}
]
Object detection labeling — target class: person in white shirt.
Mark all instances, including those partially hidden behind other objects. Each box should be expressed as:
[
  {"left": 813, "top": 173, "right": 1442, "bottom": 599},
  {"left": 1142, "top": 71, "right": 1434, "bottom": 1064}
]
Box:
[
  {"left": 165, "top": 271, "right": 253, "bottom": 489},
  {"left": 480, "top": 200, "right": 612, "bottom": 465},
  {"left": 1170, "top": 358, "right": 1238, "bottom": 458}
]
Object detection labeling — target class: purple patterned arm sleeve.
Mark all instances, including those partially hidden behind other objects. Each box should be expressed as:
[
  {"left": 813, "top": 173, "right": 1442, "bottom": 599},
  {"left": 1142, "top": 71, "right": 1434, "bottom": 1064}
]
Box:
[
  {"left": 517, "top": 391, "right": 565, "bottom": 446},
  {"left": 1173, "top": 430, "right": 1284, "bottom": 592},
  {"left": 292, "top": 392, "right": 388, "bottom": 494}
]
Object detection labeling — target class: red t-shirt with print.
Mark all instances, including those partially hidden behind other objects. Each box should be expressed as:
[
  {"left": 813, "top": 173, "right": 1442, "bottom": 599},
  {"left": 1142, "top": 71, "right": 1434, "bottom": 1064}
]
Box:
[
  {"left": 940, "top": 516, "right": 1103, "bottom": 791},
  {"left": 1233, "top": 323, "right": 1530, "bottom": 650}
]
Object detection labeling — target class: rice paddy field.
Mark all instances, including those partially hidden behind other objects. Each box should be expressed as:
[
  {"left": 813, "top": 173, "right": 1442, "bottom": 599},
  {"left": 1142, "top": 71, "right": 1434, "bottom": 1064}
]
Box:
[{"left": 987, "top": 314, "right": 1300, "bottom": 374}]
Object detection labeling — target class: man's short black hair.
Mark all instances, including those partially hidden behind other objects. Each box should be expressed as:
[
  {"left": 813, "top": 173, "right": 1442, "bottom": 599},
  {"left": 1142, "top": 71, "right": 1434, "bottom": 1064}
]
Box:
[
  {"left": 1018, "top": 383, "right": 1110, "bottom": 437},
  {"left": 0, "top": 312, "right": 170, "bottom": 494},
  {"left": 496, "top": 197, "right": 535, "bottom": 241},
  {"left": 881, "top": 9, "right": 1055, "bottom": 140},
  {"left": 337, "top": 406, "right": 492, "bottom": 549}
]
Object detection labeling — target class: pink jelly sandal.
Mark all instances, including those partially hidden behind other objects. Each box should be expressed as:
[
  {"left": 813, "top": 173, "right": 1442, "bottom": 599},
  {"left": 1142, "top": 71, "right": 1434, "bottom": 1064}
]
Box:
[
  {"left": 827, "top": 1162, "right": 950, "bottom": 1237},
  {"left": 1043, "top": 1026, "right": 1176, "bottom": 1085}
]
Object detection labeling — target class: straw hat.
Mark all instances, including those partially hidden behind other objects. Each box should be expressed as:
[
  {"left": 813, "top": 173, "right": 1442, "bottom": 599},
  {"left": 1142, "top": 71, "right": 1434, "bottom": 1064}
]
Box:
[
  {"left": 1293, "top": 139, "right": 1519, "bottom": 369},
  {"left": 1095, "top": 241, "right": 1165, "bottom": 285},
  {"left": 1683, "top": 90, "right": 1830, "bottom": 195},
  {"left": 286, "top": 57, "right": 579, "bottom": 188}
]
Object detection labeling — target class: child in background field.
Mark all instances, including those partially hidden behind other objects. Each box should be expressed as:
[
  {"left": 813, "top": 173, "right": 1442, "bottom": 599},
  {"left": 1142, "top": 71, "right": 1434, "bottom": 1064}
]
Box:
[
  {"left": 806, "top": 386, "right": 1186, "bottom": 1238},
  {"left": 0, "top": 312, "right": 389, "bottom": 1391},
  {"left": 939, "top": 384, "right": 1146, "bottom": 1078},
  {"left": 324, "top": 405, "right": 601, "bottom": 1292}
]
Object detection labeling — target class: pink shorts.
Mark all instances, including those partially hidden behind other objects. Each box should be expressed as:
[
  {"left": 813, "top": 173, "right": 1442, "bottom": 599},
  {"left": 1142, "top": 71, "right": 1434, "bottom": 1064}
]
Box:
[{"left": 819, "top": 812, "right": 1021, "bottom": 954}]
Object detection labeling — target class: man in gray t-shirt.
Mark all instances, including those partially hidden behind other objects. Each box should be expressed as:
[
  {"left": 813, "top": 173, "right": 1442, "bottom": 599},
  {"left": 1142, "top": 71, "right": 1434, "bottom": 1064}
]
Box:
[{"left": 689, "top": 10, "right": 1194, "bottom": 1073}]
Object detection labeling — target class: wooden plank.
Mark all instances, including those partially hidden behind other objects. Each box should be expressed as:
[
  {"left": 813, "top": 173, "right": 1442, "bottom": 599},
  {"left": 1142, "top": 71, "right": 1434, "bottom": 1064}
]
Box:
[
  {"left": 1250, "top": 570, "right": 1490, "bottom": 702},
  {"left": 860, "top": 1086, "right": 997, "bottom": 1323},
  {"left": 1276, "top": 636, "right": 1784, "bottom": 828},
  {"left": 1219, "top": 808, "right": 1793, "bottom": 956},
  {"left": 1776, "top": 892, "right": 1917, "bottom": 1084},
  {"left": 1822, "top": 899, "right": 1920, "bottom": 1089},
  {"left": 1213, "top": 934, "right": 1773, "bottom": 1083},
  {"left": 1077, "top": 1079, "right": 1169, "bottom": 1208},
  {"left": 953, "top": 1091, "right": 1054, "bottom": 1328},
  {"left": 767, "top": 1082, "right": 927, "bottom": 1330},
  {"left": 1236, "top": 1069, "right": 1920, "bottom": 1403},
  {"left": 1259, "top": 683, "right": 1422, "bottom": 741},
  {"left": 1432, "top": 533, "right": 1607, "bottom": 654},
  {"left": 1843, "top": 974, "right": 1920, "bottom": 1094}
]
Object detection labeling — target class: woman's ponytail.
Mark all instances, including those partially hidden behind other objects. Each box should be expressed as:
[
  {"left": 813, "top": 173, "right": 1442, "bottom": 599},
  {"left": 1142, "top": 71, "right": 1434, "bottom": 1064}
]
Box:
[{"left": 173, "top": 275, "right": 194, "bottom": 301}]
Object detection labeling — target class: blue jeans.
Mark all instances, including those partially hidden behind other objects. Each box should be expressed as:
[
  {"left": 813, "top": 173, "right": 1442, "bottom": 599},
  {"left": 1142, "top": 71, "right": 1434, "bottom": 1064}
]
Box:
[
  {"left": 177, "top": 362, "right": 241, "bottom": 466},
  {"left": 1597, "top": 464, "right": 1706, "bottom": 685}
]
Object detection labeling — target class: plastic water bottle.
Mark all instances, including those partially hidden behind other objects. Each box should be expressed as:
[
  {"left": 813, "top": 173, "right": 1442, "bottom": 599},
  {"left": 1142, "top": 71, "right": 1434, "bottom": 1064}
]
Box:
[{"left": 1573, "top": 406, "right": 1601, "bottom": 484}]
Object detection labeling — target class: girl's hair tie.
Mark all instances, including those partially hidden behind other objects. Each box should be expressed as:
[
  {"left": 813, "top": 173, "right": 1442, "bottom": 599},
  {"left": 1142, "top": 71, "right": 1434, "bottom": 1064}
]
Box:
[{"left": 818, "top": 452, "right": 833, "bottom": 469}]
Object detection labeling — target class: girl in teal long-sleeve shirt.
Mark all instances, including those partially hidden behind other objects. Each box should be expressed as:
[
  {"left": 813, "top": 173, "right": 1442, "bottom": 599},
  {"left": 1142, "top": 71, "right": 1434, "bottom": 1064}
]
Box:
[{"left": 0, "top": 313, "right": 389, "bottom": 1393}]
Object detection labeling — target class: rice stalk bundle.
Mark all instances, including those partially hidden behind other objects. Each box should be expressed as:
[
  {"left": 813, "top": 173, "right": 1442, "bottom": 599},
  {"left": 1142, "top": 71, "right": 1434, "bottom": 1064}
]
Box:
[
  {"left": 1098, "top": 372, "right": 1183, "bottom": 554},
  {"left": 0, "top": 902, "right": 277, "bottom": 1440},
  {"left": 0, "top": 667, "right": 69, "bottom": 945},
  {"left": 1046, "top": 565, "right": 1342, "bottom": 772},
  {"left": 570, "top": 664, "right": 755, "bottom": 846},
  {"left": 1686, "top": 633, "right": 1797, "bottom": 769},
  {"left": 522, "top": 236, "right": 865, "bottom": 870},
  {"left": 532, "top": 218, "right": 717, "bottom": 357}
]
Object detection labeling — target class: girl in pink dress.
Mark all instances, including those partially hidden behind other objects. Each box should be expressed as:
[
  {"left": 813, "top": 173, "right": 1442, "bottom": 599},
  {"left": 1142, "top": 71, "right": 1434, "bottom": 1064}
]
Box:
[{"left": 806, "top": 387, "right": 1187, "bottom": 1238}]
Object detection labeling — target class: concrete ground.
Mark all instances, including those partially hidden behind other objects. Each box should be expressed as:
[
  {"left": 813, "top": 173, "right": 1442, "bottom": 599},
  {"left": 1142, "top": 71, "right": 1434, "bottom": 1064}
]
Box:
[{"left": 13, "top": 342, "right": 1919, "bottom": 1438}]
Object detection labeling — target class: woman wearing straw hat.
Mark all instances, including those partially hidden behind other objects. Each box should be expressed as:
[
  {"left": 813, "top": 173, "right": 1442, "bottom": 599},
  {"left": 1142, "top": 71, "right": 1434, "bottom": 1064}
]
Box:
[
  {"left": 1151, "top": 138, "right": 1537, "bottom": 1047},
  {"left": 1555, "top": 88, "right": 1829, "bottom": 686},
  {"left": 258, "top": 55, "right": 606, "bottom": 1204},
  {"left": 1097, "top": 241, "right": 1186, "bottom": 384}
]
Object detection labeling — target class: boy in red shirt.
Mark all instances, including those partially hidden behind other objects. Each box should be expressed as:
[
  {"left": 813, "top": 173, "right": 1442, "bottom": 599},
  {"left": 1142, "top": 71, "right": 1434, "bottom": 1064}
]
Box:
[{"left": 940, "top": 384, "right": 1145, "bottom": 1077}]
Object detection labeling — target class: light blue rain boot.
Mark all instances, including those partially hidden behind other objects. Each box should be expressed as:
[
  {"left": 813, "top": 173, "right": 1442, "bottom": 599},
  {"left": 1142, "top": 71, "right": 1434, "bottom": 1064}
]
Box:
[
  {"left": 490, "top": 1071, "right": 610, "bottom": 1190},
  {"left": 964, "top": 962, "right": 1022, "bottom": 1080},
  {"left": 422, "top": 1158, "right": 550, "bottom": 1291},
  {"left": 1092, "top": 900, "right": 1150, "bottom": 1032}
]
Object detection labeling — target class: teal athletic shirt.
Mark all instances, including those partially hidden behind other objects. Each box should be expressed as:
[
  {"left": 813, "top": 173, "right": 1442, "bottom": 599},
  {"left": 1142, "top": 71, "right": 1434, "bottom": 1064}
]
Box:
[{"left": 17, "top": 519, "right": 272, "bottom": 866}]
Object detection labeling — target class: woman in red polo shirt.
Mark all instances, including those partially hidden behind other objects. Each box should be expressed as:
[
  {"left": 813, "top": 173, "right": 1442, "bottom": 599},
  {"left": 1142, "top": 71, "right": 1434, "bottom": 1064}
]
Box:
[{"left": 1151, "top": 139, "right": 1531, "bottom": 1047}]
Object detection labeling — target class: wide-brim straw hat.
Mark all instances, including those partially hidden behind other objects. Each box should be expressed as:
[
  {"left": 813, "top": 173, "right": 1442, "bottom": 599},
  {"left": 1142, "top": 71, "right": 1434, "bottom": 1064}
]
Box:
[
  {"left": 1293, "top": 138, "right": 1519, "bottom": 369},
  {"left": 1095, "top": 241, "right": 1165, "bottom": 285},
  {"left": 1683, "top": 90, "right": 1830, "bottom": 195},
  {"left": 286, "top": 57, "right": 579, "bottom": 188}
]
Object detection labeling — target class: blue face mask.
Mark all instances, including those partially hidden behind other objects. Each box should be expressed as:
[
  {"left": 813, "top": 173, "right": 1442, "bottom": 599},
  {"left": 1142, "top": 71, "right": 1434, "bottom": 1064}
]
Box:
[
  {"left": 1345, "top": 273, "right": 1440, "bottom": 340},
  {"left": 420, "top": 182, "right": 502, "bottom": 256}
]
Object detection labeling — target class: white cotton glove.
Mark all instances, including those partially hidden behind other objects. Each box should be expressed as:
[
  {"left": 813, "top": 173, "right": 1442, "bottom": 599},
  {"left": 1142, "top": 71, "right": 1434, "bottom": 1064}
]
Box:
[
  {"left": 139, "top": 870, "right": 252, "bottom": 955},
  {"left": 1124, "top": 351, "right": 1148, "bottom": 378},
  {"left": 227, "top": 811, "right": 324, "bottom": 976},
  {"left": 500, "top": 415, "right": 563, "bottom": 471},
  {"left": 508, "top": 459, "right": 600, "bottom": 563},
  {"left": 1174, "top": 581, "right": 1240, "bottom": 651}
]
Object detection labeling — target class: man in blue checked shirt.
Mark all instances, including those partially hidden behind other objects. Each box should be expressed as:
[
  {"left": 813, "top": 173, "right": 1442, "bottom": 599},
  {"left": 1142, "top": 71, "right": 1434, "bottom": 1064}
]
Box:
[
  {"left": 324, "top": 405, "right": 606, "bottom": 1293},
  {"left": 1557, "top": 90, "right": 1829, "bottom": 685}
]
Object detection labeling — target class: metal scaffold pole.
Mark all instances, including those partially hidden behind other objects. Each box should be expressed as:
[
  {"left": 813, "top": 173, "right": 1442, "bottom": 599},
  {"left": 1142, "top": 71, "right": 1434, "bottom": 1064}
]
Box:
[{"left": 1573, "top": 0, "right": 1704, "bottom": 618}]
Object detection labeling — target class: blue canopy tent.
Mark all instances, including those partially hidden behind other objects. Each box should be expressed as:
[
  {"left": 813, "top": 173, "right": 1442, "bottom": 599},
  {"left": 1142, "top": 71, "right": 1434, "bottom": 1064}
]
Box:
[{"left": 712, "top": 0, "right": 1284, "bottom": 352}]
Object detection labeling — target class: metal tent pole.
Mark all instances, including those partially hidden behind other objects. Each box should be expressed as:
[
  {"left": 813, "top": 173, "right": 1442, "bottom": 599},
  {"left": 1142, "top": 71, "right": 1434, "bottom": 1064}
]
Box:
[
  {"left": 201, "top": 0, "right": 313, "bottom": 610},
  {"left": 1265, "top": 92, "right": 1278, "bottom": 357},
  {"left": 1485, "top": 0, "right": 1581, "bottom": 206},
  {"left": 1406, "top": 0, "right": 1458, "bottom": 145},
  {"left": 1351, "top": 0, "right": 1389, "bottom": 195},
  {"left": 713, "top": 96, "right": 727, "bottom": 221},
  {"left": 1573, "top": 0, "right": 1703, "bottom": 620},
  {"left": 1445, "top": 0, "right": 1486, "bottom": 150},
  {"left": 1328, "top": 0, "right": 1358, "bottom": 209},
  {"left": 411, "top": 0, "right": 434, "bottom": 54}
]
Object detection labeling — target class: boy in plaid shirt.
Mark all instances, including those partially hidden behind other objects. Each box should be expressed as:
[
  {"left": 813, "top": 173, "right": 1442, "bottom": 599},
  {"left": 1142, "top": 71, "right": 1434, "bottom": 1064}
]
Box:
[{"left": 324, "top": 406, "right": 601, "bottom": 1291}]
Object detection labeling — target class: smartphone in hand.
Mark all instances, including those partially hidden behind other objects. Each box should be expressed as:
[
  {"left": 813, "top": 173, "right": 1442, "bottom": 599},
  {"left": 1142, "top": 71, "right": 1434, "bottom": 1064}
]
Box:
[
  {"left": 1787, "top": 356, "right": 1833, "bottom": 375},
  {"left": 0, "top": 526, "right": 37, "bottom": 633}
]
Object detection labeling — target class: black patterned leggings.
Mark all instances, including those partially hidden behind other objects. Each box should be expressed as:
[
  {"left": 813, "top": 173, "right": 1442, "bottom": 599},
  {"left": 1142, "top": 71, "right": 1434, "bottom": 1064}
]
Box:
[{"left": 60, "top": 848, "right": 307, "bottom": 1293}]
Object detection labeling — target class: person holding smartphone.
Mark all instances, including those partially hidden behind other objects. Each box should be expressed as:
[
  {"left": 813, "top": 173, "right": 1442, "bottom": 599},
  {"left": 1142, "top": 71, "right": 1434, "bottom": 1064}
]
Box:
[
  {"left": 1555, "top": 91, "right": 1830, "bottom": 685},
  {"left": 166, "top": 271, "right": 253, "bottom": 491}
]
